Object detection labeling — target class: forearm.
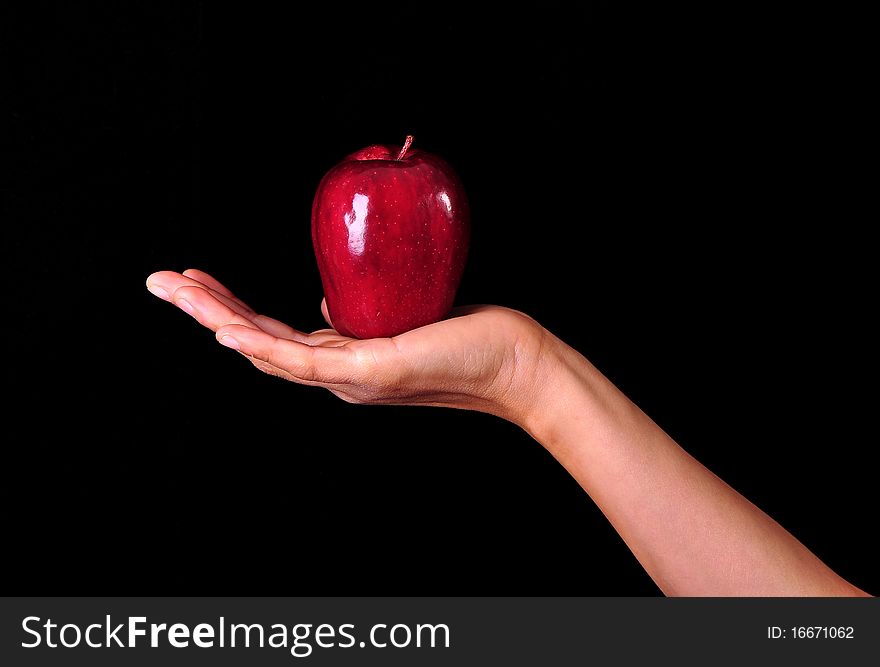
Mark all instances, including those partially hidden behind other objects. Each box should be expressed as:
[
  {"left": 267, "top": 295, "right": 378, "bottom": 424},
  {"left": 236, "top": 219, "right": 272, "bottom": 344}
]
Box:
[{"left": 520, "top": 334, "right": 866, "bottom": 596}]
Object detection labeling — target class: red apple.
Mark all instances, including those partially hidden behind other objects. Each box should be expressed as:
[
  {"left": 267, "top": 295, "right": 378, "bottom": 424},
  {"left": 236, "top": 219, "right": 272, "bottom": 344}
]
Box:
[{"left": 311, "top": 136, "right": 470, "bottom": 338}]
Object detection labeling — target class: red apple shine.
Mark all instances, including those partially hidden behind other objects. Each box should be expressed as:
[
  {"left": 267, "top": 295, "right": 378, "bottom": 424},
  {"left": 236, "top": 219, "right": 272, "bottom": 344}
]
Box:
[{"left": 312, "top": 136, "right": 470, "bottom": 338}]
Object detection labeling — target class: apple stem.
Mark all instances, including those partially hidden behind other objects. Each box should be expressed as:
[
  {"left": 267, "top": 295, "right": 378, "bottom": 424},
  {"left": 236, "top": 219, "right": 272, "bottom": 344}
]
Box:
[{"left": 396, "top": 135, "right": 414, "bottom": 160}]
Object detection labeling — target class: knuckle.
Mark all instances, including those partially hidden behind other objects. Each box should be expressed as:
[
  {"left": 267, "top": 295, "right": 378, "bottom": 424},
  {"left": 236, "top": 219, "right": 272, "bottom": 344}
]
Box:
[
  {"left": 345, "top": 344, "right": 409, "bottom": 398},
  {"left": 268, "top": 341, "right": 319, "bottom": 382},
  {"left": 174, "top": 285, "right": 202, "bottom": 300},
  {"left": 297, "top": 347, "right": 319, "bottom": 382}
]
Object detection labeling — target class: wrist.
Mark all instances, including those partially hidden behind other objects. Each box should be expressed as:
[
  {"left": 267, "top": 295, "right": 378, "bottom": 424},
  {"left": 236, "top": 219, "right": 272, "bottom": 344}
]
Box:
[{"left": 510, "top": 330, "right": 598, "bottom": 445}]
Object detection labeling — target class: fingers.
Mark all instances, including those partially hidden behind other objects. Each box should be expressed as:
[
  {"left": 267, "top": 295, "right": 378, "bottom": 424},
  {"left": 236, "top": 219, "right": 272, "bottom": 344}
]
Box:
[
  {"left": 215, "top": 324, "right": 359, "bottom": 385},
  {"left": 251, "top": 314, "right": 311, "bottom": 340},
  {"left": 181, "top": 268, "right": 256, "bottom": 315},
  {"left": 170, "top": 285, "right": 259, "bottom": 333},
  {"left": 167, "top": 287, "right": 313, "bottom": 346},
  {"left": 181, "top": 269, "right": 238, "bottom": 299},
  {"left": 147, "top": 271, "right": 255, "bottom": 316},
  {"left": 147, "top": 270, "right": 312, "bottom": 342}
]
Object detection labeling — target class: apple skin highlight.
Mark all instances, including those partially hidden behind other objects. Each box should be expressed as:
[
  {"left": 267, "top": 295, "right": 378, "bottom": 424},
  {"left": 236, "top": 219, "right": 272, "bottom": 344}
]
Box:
[{"left": 312, "top": 136, "right": 470, "bottom": 339}]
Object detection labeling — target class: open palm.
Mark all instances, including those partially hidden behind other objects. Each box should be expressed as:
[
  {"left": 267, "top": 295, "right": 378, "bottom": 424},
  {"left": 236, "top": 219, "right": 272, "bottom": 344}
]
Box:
[{"left": 146, "top": 269, "right": 548, "bottom": 422}]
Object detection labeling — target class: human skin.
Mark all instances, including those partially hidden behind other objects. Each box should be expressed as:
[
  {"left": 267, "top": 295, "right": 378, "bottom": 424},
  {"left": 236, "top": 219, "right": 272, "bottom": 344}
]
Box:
[{"left": 147, "top": 269, "right": 869, "bottom": 596}]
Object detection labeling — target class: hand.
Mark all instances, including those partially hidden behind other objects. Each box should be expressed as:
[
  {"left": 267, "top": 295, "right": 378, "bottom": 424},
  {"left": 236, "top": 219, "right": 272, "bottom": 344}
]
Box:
[{"left": 146, "top": 269, "right": 552, "bottom": 424}]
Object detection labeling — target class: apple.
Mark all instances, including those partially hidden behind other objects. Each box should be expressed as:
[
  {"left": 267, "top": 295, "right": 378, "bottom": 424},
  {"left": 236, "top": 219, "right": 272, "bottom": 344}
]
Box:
[{"left": 311, "top": 136, "right": 470, "bottom": 338}]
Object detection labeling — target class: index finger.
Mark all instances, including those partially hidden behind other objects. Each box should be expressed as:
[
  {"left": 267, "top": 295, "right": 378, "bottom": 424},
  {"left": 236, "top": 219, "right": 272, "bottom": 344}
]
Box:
[
  {"left": 215, "top": 324, "right": 360, "bottom": 385},
  {"left": 181, "top": 269, "right": 241, "bottom": 302}
]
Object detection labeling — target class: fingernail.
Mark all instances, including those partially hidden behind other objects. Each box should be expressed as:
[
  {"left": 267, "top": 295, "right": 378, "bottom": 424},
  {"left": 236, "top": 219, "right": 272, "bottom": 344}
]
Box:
[
  {"left": 147, "top": 284, "right": 170, "bottom": 301},
  {"left": 218, "top": 335, "right": 240, "bottom": 350},
  {"left": 176, "top": 299, "right": 195, "bottom": 316}
]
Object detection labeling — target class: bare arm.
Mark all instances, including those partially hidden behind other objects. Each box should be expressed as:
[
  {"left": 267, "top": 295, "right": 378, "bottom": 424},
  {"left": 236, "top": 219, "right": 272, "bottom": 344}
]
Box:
[
  {"left": 520, "top": 337, "right": 868, "bottom": 596},
  {"left": 147, "top": 269, "right": 869, "bottom": 596}
]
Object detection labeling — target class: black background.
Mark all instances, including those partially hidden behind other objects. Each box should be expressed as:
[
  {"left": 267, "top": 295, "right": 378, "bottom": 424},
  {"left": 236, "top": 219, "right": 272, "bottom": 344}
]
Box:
[{"left": 5, "top": 3, "right": 875, "bottom": 594}]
